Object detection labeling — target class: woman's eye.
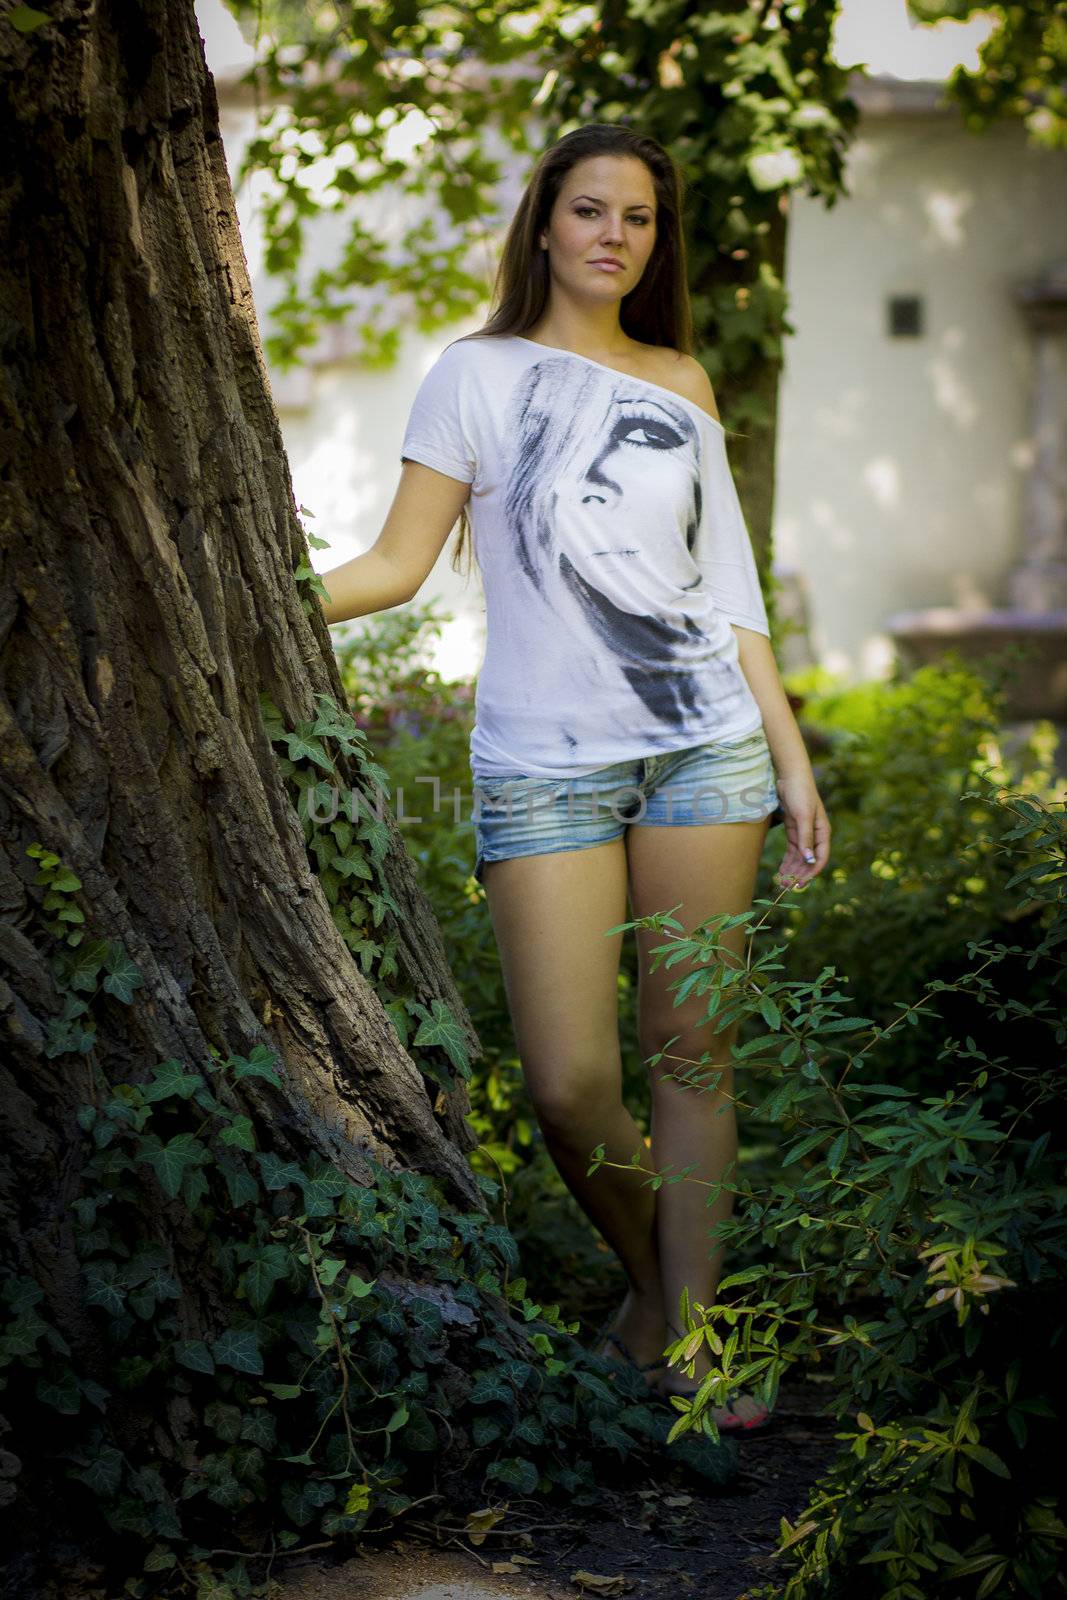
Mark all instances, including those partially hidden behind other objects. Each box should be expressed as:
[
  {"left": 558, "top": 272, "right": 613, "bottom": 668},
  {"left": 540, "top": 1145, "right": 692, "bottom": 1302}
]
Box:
[
  {"left": 575, "top": 207, "right": 650, "bottom": 224},
  {"left": 615, "top": 418, "right": 684, "bottom": 450}
]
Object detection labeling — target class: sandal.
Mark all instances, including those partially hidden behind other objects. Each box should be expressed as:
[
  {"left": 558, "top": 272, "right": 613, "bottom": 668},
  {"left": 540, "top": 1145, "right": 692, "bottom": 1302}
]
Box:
[
  {"left": 658, "top": 1321, "right": 772, "bottom": 1435},
  {"left": 660, "top": 1380, "right": 772, "bottom": 1435}
]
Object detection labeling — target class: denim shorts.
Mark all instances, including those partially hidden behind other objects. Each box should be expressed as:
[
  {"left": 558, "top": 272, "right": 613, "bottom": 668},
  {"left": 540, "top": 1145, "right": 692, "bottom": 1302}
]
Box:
[{"left": 471, "top": 725, "right": 783, "bottom": 883}]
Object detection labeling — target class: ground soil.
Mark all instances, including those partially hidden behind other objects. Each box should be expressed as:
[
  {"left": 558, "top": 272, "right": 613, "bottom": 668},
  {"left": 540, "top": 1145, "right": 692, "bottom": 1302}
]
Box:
[{"left": 270, "top": 1375, "right": 842, "bottom": 1600}]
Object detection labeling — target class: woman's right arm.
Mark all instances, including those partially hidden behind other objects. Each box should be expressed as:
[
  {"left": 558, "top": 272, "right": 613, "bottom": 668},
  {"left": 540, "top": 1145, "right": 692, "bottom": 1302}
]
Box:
[{"left": 318, "top": 460, "right": 472, "bottom": 624}]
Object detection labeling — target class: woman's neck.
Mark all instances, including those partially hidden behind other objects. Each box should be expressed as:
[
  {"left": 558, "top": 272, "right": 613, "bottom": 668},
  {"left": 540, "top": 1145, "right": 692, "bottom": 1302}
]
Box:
[{"left": 523, "top": 307, "right": 636, "bottom": 361}]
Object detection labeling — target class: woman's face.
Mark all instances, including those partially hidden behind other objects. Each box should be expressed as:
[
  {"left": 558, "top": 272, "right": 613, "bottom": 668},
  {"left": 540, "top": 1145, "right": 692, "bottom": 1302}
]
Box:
[
  {"left": 552, "top": 373, "right": 703, "bottom": 612},
  {"left": 538, "top": 154, "right": 659, "bottom": 303}
]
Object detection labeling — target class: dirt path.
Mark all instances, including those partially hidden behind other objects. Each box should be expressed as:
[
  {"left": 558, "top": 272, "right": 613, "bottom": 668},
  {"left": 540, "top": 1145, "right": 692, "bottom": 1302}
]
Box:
[{"left": 272, "top": 1378, "right": 840, "bottom": 1600}]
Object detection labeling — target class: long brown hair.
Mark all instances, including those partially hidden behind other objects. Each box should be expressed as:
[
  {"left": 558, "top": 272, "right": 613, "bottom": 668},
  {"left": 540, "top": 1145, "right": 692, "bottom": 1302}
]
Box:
[{"left": 447, "top": 123, "right": 695, "bottom": 575}]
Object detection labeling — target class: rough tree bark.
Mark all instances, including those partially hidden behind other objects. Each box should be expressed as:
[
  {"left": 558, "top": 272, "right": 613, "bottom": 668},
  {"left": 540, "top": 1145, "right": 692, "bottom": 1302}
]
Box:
[{"left": 0, "top": 0, "right": 485, "bottom": 1445}]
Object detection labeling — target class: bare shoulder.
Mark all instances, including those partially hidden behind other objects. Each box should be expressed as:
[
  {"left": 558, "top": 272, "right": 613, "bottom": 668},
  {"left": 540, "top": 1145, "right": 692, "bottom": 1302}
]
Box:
[{"left": 649, "top": 347, "right": 722, "bottom": 424}]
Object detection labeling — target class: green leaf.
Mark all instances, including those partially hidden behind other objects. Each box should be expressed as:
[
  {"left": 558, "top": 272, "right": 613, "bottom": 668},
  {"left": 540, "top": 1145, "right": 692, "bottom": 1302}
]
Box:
[
  {"left": 174, "top": 1340, "right": 215, "bottom": 1374},
  {"left": 230, "top": 1045, "right": 284, "bottom": 1089},
  {"left": 102, "top": 946, "right": 144, "bottom": 1004},
  {"left": 411, "top": 999, "right": 470, "bottom": 1076},
  {"left": 37, "top": 1370, "right": 81, "bottom": 1413},
  {"left": 242, "top": 1245, "right": 290, "bottom": 1314},
  {"left": 826, "top": 1130, "right": 848, "bottom": 1173},
  {"left": 258, "top": 1151, "right": 306, "bottom": 1191},
  {"left": 282, "top": 729, "right": 335, "bottom": 772},
  {"left": 485, "top": 1456, "right": 539, "bottom": 1495},
  {"left": 71, "top": 1446, "right": 123, "bottom": 1497},
  {"left": 211, "top": 1329, "right": 264, "bottom": 1375},
  {"left": 217, "top": 1154, "right": 260, "bottom": 1209},
  {"left": 141, "top": 1060, "right": 201, "bottom": 1103},
  {"left": 6, "top": 4, "right": 52, "bottom": 32},
  {"left": 962, "top": 1443, "right": 1012, "bottom": 1479},
  {"left": 298, "top": 1162, "right": 346, "bottom": 1217},
  {"left": 220, "top": 1115, "right": 257, "bottom": 1153},
  {"left": 758, "top": 995, "right": 782, "bottom": 1030},
  {"left": 83, "top": 1261, "right": 126, "bottom": 1317},
  {"left": 136, "top": 1132, "right": 209, "bottom": 1199},
  {"left": 261, "top": 1382, "right": 302, "bottom": 1400}
]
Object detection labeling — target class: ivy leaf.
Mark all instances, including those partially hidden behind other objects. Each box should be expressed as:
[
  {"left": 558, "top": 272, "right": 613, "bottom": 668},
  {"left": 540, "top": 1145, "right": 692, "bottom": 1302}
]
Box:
[
  {"left": 231, "top": 1046, "right": 283, "bottom": 1089},
  {"left": 210, "top": 1329, "right": 264, "bottom": 1376},
  {"left": 412, "top": 1000, "right": 470, "bottom": 1077},
  {"left": 217, "top": 1155, "right": 260, "bottom": 1209},
  {"left": 83, "top": 1261, "right": 126, "bottom": 1317},
  {"left": 64, "top": 939, "right": 112, "bottom": 992},
  {"left": 140, "top": 1060, "right": 201, "bottom": 1103},
  {"left": 174, "top": 1340, "right": 215, "bottom": 1375},
  {"left": 240, "top": 1410, "right": 277, "bottom": 1448},
  {"left": 242, "top": 1245, "right": 291, "bottom": 1314},
  {"left": 37, "top": 1370, "right": 81, "bottom": 1413},
  {"left": 220, "top": 1115, "right": 257, "bottom": 1153},
  {"left": 356, "top": 814, "right": 391, "bottom": 865},
  {"left": 71, "top": 1446, "right": 123, "bottom": 1497},
  {"left": 136, "top": 1133, "right": 210, "bottom": 1199},
  {"left": 258, "top": 693, "right": 286, "bottom": 741},
  {"left": 258, "top": 1151, "right": 306, "bottom": 1192},
  {"left": 298, "top": 1162, "right": 346, "bottom": 1218},
  {"left": 482, "top": 1224, "right": 520, "bottom": 1270},
  {"left": 485, "top": 1456, "right": 539, "bottom": 1495},
  {"left": 181, "top": 1165, "right": 210, "bottom": 1210},
  {"left": 282, "top": 728, "right": 335, "bottom": 773},
  {"left": 102, "top": 945, "right": 144, "bottom": 1004},
  {"left": 469, "top": 1371, "right": 512, "bottom": 1406},
  {"left": 332, "top": 852, "right": 375, "bottom": 883}
]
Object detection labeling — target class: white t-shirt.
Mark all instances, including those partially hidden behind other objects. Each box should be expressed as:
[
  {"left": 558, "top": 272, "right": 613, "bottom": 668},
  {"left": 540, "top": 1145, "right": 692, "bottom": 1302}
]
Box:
[{"left": 400, "top": 333, "right": 771, "bottom": 780}]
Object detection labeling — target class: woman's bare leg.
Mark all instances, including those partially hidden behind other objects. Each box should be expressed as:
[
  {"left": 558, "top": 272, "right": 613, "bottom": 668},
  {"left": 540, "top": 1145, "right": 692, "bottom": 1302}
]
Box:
[
  {"left": 625, "top": 815, "right": 771, "bottom": 1420},
  {"left": 481, "top": 840, "right": 667, "bottom": 1372}
]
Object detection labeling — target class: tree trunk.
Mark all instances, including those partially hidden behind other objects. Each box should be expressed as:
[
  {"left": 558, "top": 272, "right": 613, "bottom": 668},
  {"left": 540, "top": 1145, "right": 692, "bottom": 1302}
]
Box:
[{"left": 0, "top": 0, "right": 486, "bottom": 1523}]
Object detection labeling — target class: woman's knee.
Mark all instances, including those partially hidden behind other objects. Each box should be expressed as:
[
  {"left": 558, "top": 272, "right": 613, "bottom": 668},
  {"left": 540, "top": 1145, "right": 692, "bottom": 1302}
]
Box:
[
  {"left": 639, "top": 1018, "right": 737, "bottom": 1094},
  {"left": 522, "top": 1053, "right": 620, "bottom": 1132}
]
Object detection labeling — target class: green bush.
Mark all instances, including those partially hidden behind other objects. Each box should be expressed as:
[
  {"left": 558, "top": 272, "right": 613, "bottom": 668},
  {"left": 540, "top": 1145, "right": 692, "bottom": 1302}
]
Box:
[
  {"left": 597, "top": 779, "right": 1065, "bottom": 1598},
  {"left": 771, "top": 658, "right": 1061, "bottom": 1090}
]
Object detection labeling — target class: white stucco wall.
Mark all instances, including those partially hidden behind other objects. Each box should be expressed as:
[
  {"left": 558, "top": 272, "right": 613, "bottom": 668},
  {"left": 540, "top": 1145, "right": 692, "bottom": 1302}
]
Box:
[{"left": 778, "top": 111, "right": 1067, "bottom": 679}]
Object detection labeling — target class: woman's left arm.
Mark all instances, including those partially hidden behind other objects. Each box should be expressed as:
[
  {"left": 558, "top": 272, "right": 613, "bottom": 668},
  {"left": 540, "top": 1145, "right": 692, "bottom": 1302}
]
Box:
[{"left": 732, "top": 625, "right": 831, "bottom": 888}]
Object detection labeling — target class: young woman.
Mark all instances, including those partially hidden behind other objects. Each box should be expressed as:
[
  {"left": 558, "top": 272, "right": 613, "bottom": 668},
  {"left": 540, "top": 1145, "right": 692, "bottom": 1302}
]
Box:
[{"left": 321, "top": 123, "right": 831, "bottom": 1433}]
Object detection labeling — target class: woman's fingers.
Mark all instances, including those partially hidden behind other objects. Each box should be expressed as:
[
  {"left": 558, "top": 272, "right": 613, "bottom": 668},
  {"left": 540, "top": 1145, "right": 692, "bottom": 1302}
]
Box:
[{"left": 777, "top": 800, "right": 831, "bottom": 888}]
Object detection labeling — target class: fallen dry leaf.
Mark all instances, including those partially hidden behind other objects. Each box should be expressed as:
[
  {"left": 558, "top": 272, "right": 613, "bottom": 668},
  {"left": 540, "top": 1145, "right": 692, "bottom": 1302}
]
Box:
[
  {"left": 465, "top": 1505, "right": 507, "bottom": 1546},
  {"left": 570, "top": 1570, "right": 629, "bottom": 1594}
]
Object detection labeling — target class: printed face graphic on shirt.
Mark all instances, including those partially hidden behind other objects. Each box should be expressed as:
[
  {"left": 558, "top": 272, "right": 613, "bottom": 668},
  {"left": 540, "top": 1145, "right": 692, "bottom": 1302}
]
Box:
[{"left": 503, "top": 354, "right": 738, "bottom": 731}]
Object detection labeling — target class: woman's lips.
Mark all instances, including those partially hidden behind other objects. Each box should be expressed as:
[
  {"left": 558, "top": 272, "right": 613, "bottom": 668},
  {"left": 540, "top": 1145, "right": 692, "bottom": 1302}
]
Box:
[{"left": 588, "top": 260, "right": 624, "bottom": 272}]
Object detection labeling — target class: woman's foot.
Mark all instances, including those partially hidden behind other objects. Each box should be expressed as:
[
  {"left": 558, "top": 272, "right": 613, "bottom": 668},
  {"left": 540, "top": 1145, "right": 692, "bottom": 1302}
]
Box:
[
  {"left": 655, "top": 1371, "right": 771, "bottom": 1433},
  {"left": 592, "top": 1286, "right": 670, "bottom": 1389},
  {"left": 655, "top": 1322, "right": 771, "bottom": 1433}
]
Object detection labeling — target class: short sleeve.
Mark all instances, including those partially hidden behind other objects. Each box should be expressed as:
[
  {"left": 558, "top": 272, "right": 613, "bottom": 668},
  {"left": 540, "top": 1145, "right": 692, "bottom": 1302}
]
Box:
[
  {"left": 399, "top": 340, "right": 480, "bottom": 488},
  {"left": 691, "top": 429, "right": 771, "bottom": 637}
]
